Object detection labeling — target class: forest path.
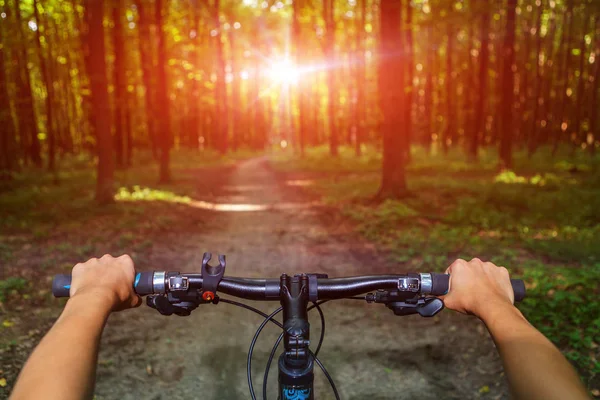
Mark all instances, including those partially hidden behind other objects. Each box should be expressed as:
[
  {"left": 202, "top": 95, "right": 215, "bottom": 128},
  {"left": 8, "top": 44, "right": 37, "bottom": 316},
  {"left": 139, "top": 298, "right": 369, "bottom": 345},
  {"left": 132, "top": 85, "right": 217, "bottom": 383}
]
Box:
[{"left": 95, "top": 157, "right": 507, "bottom": 400}]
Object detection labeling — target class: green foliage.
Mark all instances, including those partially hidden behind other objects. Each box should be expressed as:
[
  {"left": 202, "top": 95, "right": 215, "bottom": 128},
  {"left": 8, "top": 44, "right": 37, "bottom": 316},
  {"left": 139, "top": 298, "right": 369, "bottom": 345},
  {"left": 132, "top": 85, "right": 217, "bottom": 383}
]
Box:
[
  {"left": 0, "top": 277, "right": 28, "bottom": 302},
  {"left": 273, "top": 145, "right": 600, "bottom": 379}
]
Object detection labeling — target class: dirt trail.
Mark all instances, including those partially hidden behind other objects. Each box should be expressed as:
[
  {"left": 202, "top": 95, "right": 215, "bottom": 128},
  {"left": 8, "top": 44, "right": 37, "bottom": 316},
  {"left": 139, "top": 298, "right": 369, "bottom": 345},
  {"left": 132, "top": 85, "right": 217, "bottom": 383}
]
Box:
[{"left": 94, "top": 158, "right": 508, "bottom": 400}]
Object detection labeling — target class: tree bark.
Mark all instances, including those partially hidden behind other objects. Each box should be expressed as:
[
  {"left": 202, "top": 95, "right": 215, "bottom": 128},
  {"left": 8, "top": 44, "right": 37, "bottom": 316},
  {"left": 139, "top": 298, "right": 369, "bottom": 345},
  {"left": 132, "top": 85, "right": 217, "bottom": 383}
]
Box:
[
  {"left": 85, "top": 0, "right": 114, "bottom": 203},
  {"left": 444, "top": 5, "right": 454, "bottom": 154},
  {"left": 499, "top": 0, "right": 518, "bottom": 169},
  {"left": 572, "top": 15, "right": 590, "bottom": 150},
  {"left": 553, "top": 0, "right": 574, "bottom": 155},
  {"left": 404, "top": 0, "right": 413, "bottom": 162},
  {"left": 589, "top": 16, "right": 600, "bottom": 154},
  {"left": 424, "top": 22, "right": 434, "bottom": 153},
  {"left": 12, "top": 0, "right": 42, "bottom": 167},
  {"left": 134, "top": 0, "right": 158, "bottom": 159},
  {"left": 0, "top": 14, "right": 17, "bottom": 175},
  {"left": 155, "top": 0, "right": 171, "bottom": 182},
  {"left": 471, "top": 9, "right": 489, "bottom": 160},
  {"left": 377, "top": 0, "right": 407, "bottom": 198},
  {"left": 528, "top": 2, "right": 544, "bottom": 155},
  {"left": 323, "top": 0, "right": 338, "bottom": 156},
  {"left": 214, "top": 0, "right": 228, "bottom": 154},
  {"left": 112, "top": 0, "right": 126, "bottom": 167}
]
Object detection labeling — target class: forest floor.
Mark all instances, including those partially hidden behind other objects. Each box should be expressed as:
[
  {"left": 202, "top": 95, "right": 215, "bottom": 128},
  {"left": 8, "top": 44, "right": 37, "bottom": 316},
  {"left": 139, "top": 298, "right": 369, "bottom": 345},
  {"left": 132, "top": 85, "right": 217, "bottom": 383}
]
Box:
[{"left": 0, "top": 147, "right": 599, "bottom": 399}]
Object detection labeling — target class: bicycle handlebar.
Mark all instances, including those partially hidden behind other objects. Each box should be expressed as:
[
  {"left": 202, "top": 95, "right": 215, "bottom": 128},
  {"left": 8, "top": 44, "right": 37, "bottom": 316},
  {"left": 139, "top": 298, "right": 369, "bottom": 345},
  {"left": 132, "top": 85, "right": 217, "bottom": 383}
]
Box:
[{"left": 52, "top": 272, "right": 526, "bottom": 302}]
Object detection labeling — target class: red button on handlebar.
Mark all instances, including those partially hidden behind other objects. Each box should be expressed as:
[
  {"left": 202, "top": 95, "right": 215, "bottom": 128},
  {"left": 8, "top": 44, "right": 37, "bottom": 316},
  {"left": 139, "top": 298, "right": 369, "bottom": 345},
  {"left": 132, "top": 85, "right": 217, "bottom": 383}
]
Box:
[{"left": 202, "top": 291, "right": 215, "bottom": 301}]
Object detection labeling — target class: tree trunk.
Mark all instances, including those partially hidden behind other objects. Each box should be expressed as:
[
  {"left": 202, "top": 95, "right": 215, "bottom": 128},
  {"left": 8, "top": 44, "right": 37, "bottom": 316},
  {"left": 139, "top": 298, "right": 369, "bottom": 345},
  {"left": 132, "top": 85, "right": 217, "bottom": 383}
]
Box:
[
  {"left": 404, "top": 0, "right": 413, "bottom": 162},
  {"left": 471, "top": 9, "right": 489, "bottom": 160},
  {"left": 85, "top": 0, "right": 114, "bottom": 203},
  {"left": 134, "top": 0, "right": 158, "bottom": 159},
  {"left": 444, "top": 5, "right": 454, "bottom": 155},
  {"left": 12, "top": 0, "right": 42, "bottom": 167},
  {"left": 589, "top": 16, "right": 600, "bottom": 155},
  {"left": 324, "top": 0, "right": 338, "bottom": 156},
  {"left": 188, "top": 3, "right": 200, "bottom": 150},
  {"left": 355, "top": 0, "right": 367, "bottom": 157},
  {"left": 499, "top": 0, "right": 517, "bottom": 169},
  {"left": 214, "top": 0, "right": 228, "bottom": 154},
  {"left": 155, "top": 0, "right": 171, "bottom": 182},
  {"left": 0, "top": 15, "right": 17, "bottom": 176},
  {"left": 377, "top": 0, "right": 407, "bottom": 198},
  {"left": 228, "top": 18, "right": 241, "bottom": 152},
  {"left": 553, "top": 0, "right": 574, "bottom": 155},
  {"left": 572, "top": 15, "right": 590, "bottom": 150},
  {"left": 424, "top": 20, "right": 434, "bottom": 152},
  {"left": 528, "top": 2, "right": 544, "bottom": 155},
  {"left": 112, "top": 0, "right": 126, "bottom": 168}
]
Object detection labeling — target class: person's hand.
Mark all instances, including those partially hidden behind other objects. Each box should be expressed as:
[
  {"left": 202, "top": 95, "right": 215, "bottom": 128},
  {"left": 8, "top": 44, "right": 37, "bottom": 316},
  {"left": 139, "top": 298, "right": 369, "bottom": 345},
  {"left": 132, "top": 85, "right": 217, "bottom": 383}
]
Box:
[
  {"left": 442, "top": 258, "right": 514, "bottom": 320},
  {"left": 70, "top": 254, "right": 142, "bottom": 312}
]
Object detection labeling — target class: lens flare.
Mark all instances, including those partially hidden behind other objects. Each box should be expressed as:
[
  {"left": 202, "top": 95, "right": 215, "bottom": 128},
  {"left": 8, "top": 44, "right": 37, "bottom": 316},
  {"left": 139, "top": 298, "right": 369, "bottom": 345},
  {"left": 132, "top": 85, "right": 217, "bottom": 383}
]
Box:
[{"left": 268, "top": 59, "right": 299, "bottom": 85}]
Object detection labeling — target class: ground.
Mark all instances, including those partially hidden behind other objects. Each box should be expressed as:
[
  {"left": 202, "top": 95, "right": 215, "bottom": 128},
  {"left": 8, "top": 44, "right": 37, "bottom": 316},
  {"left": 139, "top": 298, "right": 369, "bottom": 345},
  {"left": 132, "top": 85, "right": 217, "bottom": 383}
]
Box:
[{"left": 1, "top": 156, "right": 510, "bottom": 399}]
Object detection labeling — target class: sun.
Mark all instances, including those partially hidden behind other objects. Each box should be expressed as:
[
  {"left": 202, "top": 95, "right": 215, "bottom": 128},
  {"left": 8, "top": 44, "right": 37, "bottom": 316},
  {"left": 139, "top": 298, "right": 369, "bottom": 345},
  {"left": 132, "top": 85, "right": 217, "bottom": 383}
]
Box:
[{"left": 268, "top": 58, "right": 299, "bottom": 85}]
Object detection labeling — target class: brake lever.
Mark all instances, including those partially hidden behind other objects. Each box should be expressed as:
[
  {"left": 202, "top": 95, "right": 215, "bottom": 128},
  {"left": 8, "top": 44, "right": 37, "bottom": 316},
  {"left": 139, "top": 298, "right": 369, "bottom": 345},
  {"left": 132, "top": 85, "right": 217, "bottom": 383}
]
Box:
[{"left": 385, "top": 298, "right": 444, "bottom": 317}]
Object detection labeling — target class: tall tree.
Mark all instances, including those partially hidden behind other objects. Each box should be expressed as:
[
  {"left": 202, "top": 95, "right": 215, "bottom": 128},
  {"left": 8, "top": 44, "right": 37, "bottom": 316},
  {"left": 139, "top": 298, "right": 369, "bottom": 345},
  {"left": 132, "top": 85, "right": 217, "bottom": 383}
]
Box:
[
  {"left": 404, "top": 0, "right": 413, "bottom": 161},
  {"left": 499, "top": 0, "right": 518, "bottom": 169},
  {"left": 155, "top": 0, "right": 170, "bottom": 182},
  {"left": 323, "top": 0, "right": 338, "bottom": 156},
  {"left": 32, "top": 0, "right": 56, "bottom": 171},
  {"left": 378, "top": 0, "right": 407, "bottom": 198},
  {"left": 528, "top": 1, "right": 544, "bottom": 154},
  {"left": 553, "top": 0, "right": 574, "bottom": 154},
  {"left": 214, "top": 0, "right": 228, "bottom": 154},
  {"left": 355, "top": 0, "right": 368, "bottom": 157},
  {"left": 112, "top": 0, "right": 127, "bottom": 167},
  {"left": 0, "top": 10, "right": 17, "bottom": 176},
  {"left": 444, "top": 4, "right": 454, "bottom": 154},
  {"left": 12, "top": 0, "right": 42, "bottom": 167},
  {"left": 572, "top": 14, "right": 590, "bottom": 149},
  {"left": 589, "top": 15, "right": 600, "bottom": 154},
  {"left": 470, "top": 7, "right": 490, "bottom": 159},
  {"left": 424, "top": 20, "right": 434, "bottom": 152},
  {"left": 134, "top": 0, "right": 158, "bottom": 158},
  {"left": 84, "top": 0, "right": 114, "bottom": 203}
]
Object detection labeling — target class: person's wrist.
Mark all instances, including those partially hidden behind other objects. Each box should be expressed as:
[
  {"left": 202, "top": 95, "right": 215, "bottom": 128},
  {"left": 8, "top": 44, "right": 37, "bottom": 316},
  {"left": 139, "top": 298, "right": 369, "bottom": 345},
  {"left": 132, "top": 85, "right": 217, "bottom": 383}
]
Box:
[
  {"left": 70, "top": 287, "right": 118, "bottom": 314},
  {"left": 475, "top": 298, "right": 517, "bottom": 323}
]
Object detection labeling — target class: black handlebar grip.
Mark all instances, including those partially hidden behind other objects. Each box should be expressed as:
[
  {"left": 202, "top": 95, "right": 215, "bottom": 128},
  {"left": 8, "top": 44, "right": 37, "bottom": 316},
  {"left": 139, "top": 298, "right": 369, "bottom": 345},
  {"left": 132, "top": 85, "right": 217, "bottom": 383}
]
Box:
[
  {"left": 52, "top": 274, "right": 72, "bottom": 298},
  {"left": 134, "top": 271, "right": 154, "bottom": 296},
  {"left": 52, "top": 272, "right": 155, "bottom": 298},
  {"left": 430, "top": 273, "right": 526, "bottom": 302}
]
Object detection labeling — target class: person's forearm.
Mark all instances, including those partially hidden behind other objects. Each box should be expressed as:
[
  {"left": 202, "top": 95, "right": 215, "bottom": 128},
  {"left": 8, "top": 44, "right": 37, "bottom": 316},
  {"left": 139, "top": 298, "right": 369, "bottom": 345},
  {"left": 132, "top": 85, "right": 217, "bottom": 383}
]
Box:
[
  {"left": 10, "top": 294, "right": 111, "bottom": 400},
  {"left": 482, "top": 303, "right": 589, "bottom": 400}
]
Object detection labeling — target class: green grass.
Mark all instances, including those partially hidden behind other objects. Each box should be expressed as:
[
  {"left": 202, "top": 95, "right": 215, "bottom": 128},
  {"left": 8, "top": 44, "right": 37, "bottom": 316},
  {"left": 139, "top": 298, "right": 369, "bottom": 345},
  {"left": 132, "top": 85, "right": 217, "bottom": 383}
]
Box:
[{"left": 271, "top": 144, "right": 600, "bottom": 383}]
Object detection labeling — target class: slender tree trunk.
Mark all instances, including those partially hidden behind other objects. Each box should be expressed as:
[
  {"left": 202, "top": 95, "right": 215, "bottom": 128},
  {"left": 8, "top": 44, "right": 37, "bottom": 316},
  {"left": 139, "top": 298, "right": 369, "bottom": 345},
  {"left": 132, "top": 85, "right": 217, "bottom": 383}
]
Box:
[
  {"left": 85, "top": 0, "right": 114, "bottom": 203},
  {"left": 112, "top": 0, "right": 126, "bottom": 168},
  {"left": 589, "top": 16, "right": 600, "bottom": 155},
  {"left": 518, "top": 6, "right": 533, "bottom": 145},
  {"left": 355, "top": 0, "right": 367, "bottom": 157},
  {"left": 134, "top": 0, "right": 158, "bottom": 158},
  {"left": 553, "top": 0, "right": 574, "bottom": 155},
  {"left": 32, "top": 0, "right": 56, "bottom": 171},
  {"left": 534, "top": 9, "right": 557, "bottom": 152},
  {"left": 188, "top": 3, "right": 200, "bottom": 150},
  {"left": 324, "top": 0, "right": 338, "bottom": 156},
  {"left": 155, "top": 0, "right": 170, "bottom": 182},
  {"left": 292, "top": 0, "right": 306, "bottom": 156},
  {"left": 572, "top": 15, "right": 590, "bottom": 150},
  {"left": 0, "top": 15, "right": 17, "bottom": 176},
  {"left": 499, "top": 0, "right": 517, "bottom": 169},
  {"left": 13, "top": 0, "right": 42, "bottom": 167},
  {"left": 471, "top": 9, "right": 489, "bottom": 160},
  {"left": 404, "top": 0, "right": 413, "bottom": 162},
  {"left": 377, "top": 0, "right": 407, "bottom": 198},
  {"left": 444, "top": 6, "right": 454, "bottom": 155},
  {"left": 214, "top": 0, "right": 228, "bottom": 154},
  {"left": 229, "top": 19, "right": 241, "bottom": 152},
  {"left": 424, "top": 23, "right": 434, "bottom": 153},
  {"left": 528, "top": 2, "right": 544, "bottom": 155}
]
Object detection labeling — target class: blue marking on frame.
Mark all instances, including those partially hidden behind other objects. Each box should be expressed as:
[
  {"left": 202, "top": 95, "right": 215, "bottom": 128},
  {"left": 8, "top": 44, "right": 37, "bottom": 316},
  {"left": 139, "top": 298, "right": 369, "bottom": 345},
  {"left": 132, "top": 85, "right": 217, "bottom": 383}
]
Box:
[
  {"left": 282, "top": 387, "right": 311, "bottom": 400},
  {"left": 134, "top": 273, "right": 141, "bottom": 288}
]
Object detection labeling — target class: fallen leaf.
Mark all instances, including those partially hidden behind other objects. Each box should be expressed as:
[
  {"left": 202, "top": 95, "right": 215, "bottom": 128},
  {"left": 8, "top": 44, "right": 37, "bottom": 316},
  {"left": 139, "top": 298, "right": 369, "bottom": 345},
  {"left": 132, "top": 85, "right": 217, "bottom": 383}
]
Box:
[
  {"left": 479, "top": 385, "right": 490, "bottom": 394},
  {"left": 591, "top": 389, "right": 599, "bottom": 397},
  {"left": 2, "top": 320, "right": 14, "bottom": 328},
  {"left": 0, "top": 378, "right": 7, "bottom": 387},
  {"left": 146, "top": 364, "right": 153, "bottom": 375}
]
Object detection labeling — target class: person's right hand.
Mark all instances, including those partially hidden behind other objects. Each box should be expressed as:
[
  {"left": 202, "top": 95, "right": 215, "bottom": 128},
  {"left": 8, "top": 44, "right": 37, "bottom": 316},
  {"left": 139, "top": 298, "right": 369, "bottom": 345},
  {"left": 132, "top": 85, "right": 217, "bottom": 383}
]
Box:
[
  {"left": 70, "top": 254, "right": 142, "bottom": 312},
  {"left": 441, "top": 258, "right": 515, "bottom": 320}
]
